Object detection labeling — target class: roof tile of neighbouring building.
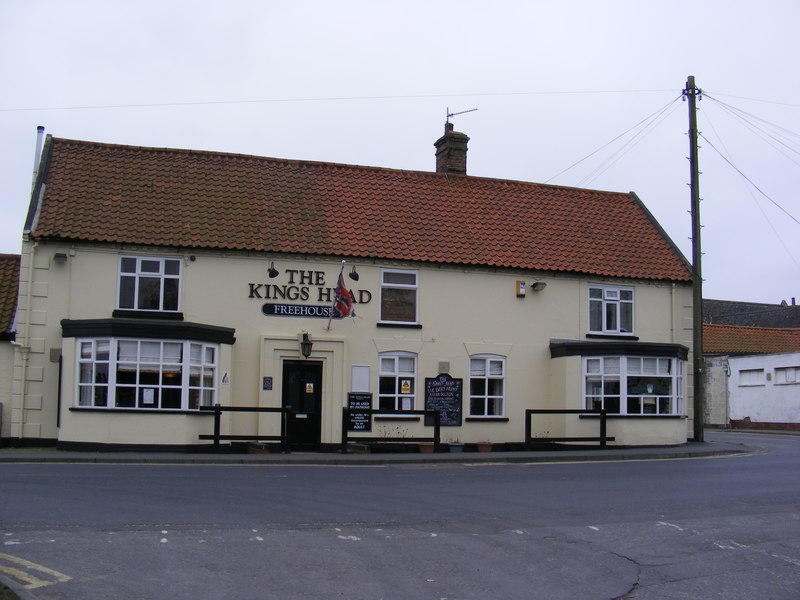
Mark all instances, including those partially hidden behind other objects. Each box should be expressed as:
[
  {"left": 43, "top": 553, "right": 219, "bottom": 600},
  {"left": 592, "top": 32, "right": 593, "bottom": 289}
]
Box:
[
  {"left": 29, "top": 137, "right": 692, "bottom": 281},
  {"left": 703, "top": 323, "right": 800, "bottom": 355},
  {"left": 0, "top": 254, "right": 21, "bottom": 337}
]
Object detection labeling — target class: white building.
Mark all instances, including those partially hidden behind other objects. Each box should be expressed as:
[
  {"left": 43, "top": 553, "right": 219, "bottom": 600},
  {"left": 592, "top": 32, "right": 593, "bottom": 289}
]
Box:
[{"left": 5, "top": 125, "right": 696, "bottom": 451}]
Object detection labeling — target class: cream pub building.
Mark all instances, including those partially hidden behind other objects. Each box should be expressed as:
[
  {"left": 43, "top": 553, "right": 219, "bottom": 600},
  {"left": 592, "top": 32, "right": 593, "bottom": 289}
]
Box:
[{"left": 7, "top": 124, "right": 695, "bottom": 450}]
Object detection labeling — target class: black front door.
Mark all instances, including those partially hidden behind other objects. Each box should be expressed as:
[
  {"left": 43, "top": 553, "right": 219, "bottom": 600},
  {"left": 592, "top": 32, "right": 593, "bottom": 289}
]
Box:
[{"left": 282, "top": 360, "right": 323, "bottom": 450}]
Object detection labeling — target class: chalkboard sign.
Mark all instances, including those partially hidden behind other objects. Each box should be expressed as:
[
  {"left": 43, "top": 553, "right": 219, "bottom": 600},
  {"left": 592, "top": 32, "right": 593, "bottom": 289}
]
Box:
[
  {"left": 424, "top": 374, "right": 462, "bottom": 426},
  {"left": 347, "top": 393, "right": 373, "bottom": 431}
]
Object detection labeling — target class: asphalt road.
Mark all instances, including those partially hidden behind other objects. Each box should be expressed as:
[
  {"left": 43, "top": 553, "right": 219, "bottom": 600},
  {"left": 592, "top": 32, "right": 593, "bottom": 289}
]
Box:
[{"left": 1, "top": 431, "right": 798, "bottom": 599}]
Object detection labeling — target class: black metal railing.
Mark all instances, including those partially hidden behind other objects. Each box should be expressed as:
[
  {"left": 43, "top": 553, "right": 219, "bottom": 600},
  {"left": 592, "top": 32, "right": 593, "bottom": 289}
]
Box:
[
  {"left": 524, "top": 409, "right": 615, "bottom": 448},
  {"left": 199, "top": 404, "right": 289, "bottom": 451},
  {"left": 341, "top": 408, "right": 441, "bottom": 453}
]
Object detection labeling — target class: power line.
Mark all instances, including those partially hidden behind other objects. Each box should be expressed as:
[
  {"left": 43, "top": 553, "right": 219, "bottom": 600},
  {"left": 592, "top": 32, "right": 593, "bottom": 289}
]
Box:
[
  {"left": 704, "top": 91, "right": 800, "bottom": 108},
  {"left": 699, "top": 132, "right": 800, "bottom": 228},
  {"left": 0, "top": 89, "right": 678, "bottom": 113},
  {"left": 544, "top": 95, "right": 681, "bottom": 184}
]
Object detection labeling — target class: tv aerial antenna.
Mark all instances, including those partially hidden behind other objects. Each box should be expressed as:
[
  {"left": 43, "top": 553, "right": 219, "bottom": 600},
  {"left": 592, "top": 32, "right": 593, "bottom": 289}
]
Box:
[{"left": 446, "top": 107, "right": 478, "bottom": 123}]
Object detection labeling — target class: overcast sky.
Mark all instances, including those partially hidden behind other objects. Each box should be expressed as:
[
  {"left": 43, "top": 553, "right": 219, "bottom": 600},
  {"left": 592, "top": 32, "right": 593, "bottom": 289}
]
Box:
[{"left": 1, "top": 0, "right": 798, "bottom": 304}]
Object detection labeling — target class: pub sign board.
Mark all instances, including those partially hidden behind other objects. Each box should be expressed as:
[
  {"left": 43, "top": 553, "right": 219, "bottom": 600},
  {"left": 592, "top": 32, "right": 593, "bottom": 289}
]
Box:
[
  {"left": 424, "top": 374, "right": 462, "bottom": 426},
  {"left": 347, "top": 393, "right": 373, "bottom": 432}
]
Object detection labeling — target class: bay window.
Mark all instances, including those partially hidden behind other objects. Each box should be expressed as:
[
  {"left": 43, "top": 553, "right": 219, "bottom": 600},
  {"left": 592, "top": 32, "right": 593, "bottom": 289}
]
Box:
[
  {"left": 77, "top": 338, "right": 217, "bottom": 410},
  {"left": 584, "top": 356, "right": 683, "bottom": 415}
]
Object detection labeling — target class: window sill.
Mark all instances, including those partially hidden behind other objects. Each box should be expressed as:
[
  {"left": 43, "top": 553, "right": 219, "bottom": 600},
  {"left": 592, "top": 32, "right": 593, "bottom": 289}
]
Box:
[
  {"left": 585, "top": 333, "right": 639, "bottom": 341},
  {"left": 465, "top": 417, "right": 509, "bottom": 422},
  {"left": 374, "top": 415, "right": 421, "bottom": 422},
  {"left": 579, "top": 413, "right": 686, "bottom": 419},
  {"left": 376, "top": 322, "right": 423, "bottom": 329},
  {"left": 70, "top": 407, "right": 213, "bottom": 416},
  {"left": 113, "top": 310, "right": 184, "bottom": 320}
]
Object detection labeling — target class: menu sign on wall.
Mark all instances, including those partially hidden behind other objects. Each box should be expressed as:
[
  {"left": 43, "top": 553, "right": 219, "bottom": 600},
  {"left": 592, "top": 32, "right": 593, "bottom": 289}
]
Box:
[
  {"left": 424, "top": 374, "right": 462, "bottom": 427},
  {"left": 347, "top": 393, "right": 373, "bottom": 432}
]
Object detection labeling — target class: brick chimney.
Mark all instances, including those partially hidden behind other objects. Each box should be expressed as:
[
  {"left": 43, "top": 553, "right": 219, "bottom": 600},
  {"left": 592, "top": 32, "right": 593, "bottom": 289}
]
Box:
[{"left": 434, "top": 122, "right": 469, "bottom": 175}]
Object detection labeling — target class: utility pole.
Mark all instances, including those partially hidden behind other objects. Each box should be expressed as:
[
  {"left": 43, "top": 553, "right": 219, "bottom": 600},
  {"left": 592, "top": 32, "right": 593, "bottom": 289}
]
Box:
[{"left": 684, "top": 75, "right": 704, "bottom": 442}]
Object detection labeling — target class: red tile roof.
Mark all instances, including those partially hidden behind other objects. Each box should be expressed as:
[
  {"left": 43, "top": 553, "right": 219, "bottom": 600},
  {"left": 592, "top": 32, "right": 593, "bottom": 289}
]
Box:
[
  {"left": 0, "top": 254, "right": 20, "bottom": 338},
  {"left": 704, "top": 323, "right": 800, "bottom": 355},
  {"left": 30, "top": 137, "right": 692, "bottom": 281}
]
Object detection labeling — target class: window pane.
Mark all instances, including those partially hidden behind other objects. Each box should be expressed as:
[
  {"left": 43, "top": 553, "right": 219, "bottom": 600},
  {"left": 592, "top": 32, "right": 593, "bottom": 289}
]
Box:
[
  {"left": 470, "top": 359, "right": 485, "bottom": 376},
  {"left": 620, "top": 290, "right": 633, "bottom": 301},
  {"left": 489, "top": 360, "right": 503, "bottom": 376},
  {"left": 137, "top": 277, "right": 161, "bottom": 310},
  {"left": 190, "top": 344, "right": 202, "bottom": 363},
  {"left": 95, "top": 363, "right": 109, "bottom": 384},
  {"left": 139, "top": 366, "right": 159, "bottom": 385},
  {"left": 141, "top": 342, "right": 161, "bottom": 363},
  {"left": 605, "top": 397, "right": 620, "bottom": 413},
  {"left": 379, "top": 376, "right": 395, "bottom": 394},
  {"left": 163, "top": 278, "right": 179, "bottom": 311},
  {"left": 116, "top": 387, "right": 135, "bottom": 408},
  {"left": 605, "top": 358, "right": 620, "bottom": 374},
  {"left": 620, "top": 302, "right": 633, "bottom": 333},
  {"left": 487, "top": 379, "right": 503, "bottom": 395},
  {"left": 118, "top": 341, "right": 138, "bottom": 362},
  {"left": 96, "top": 341, "right": 110, "bottom": 361},
  {"left": 189, "top": 366, "right": 201, "bottom": 387},
  {"left": 381, "top": 288, "right": 416, "bottom": 322},
  {"left": 120, "top": 257, "right": 137, "bottom": 273},
  {"left": 80, "top": 364, "right": 93, "bottom": 384},
  {"left": 94, "top": 386, "right": 108, "bottom": 407},
  {"left": 383, "top": 271, "right": 416, "bottom": 285},
  {"left": 470, "top": 379, "right": 485, "bottom": 396},
  {"left": 586, "top": 359, "right": 601, "bottom": 374},
  {"left": 79, "top": 386, "right": 92, "bottom": 406},
  {"left": 398, "top": 357, "right": 415, "bottom": 373},
  {"left": 605, "top": 302, "right": 617, "bottom": 331},
  {"left": 119, "top": 276, "right": 136, "bottom": 309},
  {"left": 117, "top": 364, "right": 136, "bottom": 384},
  {"left": 140, "top": 260, "right": 161, "bottom": 273},
  {"left": 161, "top": 364, "right": 181, "bottom": 386},
  {"left": 589, "top": 287, "right": 603, "bottom": 299},
  {"left": 139, "top": 387, "right": 158, "bottom": 407},
  {"left": 204, "top": 347, "right": 215, "bottom": 364},
  {"left": 164, "top": 260, "right": 181, "bottom": 275},
  {"left": 161, "top": 388, "right": 181, "bottom": 409},
  {"left": 470, "top": 398, "right": 485, "bottom": 415},
  {"left": 627, "top": 397, "right": 641, "bottom": 414},
  {"left": 589, "top": 301, "right": 602, "bottom": 331},
  {"left": 163, "top": 343, "right": 182, "bottom": 363}
]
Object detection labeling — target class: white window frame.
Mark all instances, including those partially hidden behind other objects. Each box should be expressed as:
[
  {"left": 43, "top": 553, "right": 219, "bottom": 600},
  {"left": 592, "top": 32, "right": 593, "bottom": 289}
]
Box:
[
  {"left": 589, "top": 284, "right": 634, "bottom": 335},
  {"left": 775, "top": 366, "right": 800, "bottom": 385},
  {"left": 583, "top": 356, "right": 683, "bottom": 415},
  {"left": 377, "top": 352, "right": 417, "bottom": 412},
  {"left": 469, "top": 355, "right": 506, "bottom": 417},
  {"left": 118, "top": 256, "right": 182, "bottom": 312},
  {"left": 738, "top": 368, "right": 765, "bottom": 387},
  {"left": 76, "top": 338, "right": 218, "bottom": 410},
  {"left": 379, "top": 269, "right": 419, "bottom": 324}
]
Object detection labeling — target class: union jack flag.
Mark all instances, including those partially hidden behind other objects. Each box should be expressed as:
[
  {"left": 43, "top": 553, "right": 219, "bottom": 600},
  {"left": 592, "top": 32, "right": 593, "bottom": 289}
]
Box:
[{"left": 333, "top": 272, "right": 355, "bottom": 318}]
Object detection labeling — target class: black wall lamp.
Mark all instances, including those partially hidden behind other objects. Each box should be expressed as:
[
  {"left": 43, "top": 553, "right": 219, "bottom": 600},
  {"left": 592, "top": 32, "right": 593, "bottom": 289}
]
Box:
[
  {"left": 531, "top": 281, "right": 547, "bottom": 292},
  {"left": 268, "top": 262, "right": 279, "bottom": 278},
  {"left": 348, "top": 265, "right": 359, "bottom": 281},
  {"left": 300, "top": 333, "right": 313, "bottom": 359}
]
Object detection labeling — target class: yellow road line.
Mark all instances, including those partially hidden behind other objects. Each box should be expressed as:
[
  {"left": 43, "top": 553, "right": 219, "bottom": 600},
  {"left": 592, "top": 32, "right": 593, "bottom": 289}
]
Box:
[{"left": 0, "top": 552, "right": 71, "bottom": 589}]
